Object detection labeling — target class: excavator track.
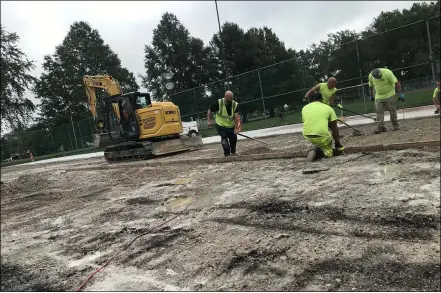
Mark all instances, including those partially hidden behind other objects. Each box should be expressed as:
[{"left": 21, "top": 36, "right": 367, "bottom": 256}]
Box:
[
  {"left": 103, "top": 135, "right": 203, "bottom": 163},
  {"left": 104, "top": 141, "right": 153, "bottom": 163}
]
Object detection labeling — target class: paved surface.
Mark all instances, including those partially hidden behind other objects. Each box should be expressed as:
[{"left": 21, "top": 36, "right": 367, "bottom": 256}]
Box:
[{"left": 11, "top": 105, "right": 438, "bottom": 166}]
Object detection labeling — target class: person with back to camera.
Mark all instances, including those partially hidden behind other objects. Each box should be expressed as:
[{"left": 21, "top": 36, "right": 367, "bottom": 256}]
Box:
[{"left": 302, "top": 92, "right": 344, "bottom": 162}]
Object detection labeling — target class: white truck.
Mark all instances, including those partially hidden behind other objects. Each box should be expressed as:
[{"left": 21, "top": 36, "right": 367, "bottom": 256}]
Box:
[{"left": 181, "top": 121, "right": 199, "bottom": 137}]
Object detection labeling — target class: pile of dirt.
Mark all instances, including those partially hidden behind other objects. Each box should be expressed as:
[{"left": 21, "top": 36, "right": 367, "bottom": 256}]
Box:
[{"left": 240, "top": 146, "right": 276, "bottom": 155}]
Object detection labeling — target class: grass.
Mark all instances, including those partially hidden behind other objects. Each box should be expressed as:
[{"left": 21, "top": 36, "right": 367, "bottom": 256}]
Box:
[{"left": 199, "top": 88, "right": 435, "bottom": 137}]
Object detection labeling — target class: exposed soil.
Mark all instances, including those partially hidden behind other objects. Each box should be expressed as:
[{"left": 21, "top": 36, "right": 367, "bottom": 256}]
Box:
[{"left": 1, "top": 117, "right": 440, "bottom": 291}]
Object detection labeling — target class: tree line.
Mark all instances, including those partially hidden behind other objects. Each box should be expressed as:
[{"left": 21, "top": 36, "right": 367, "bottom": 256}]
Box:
[{"left": 1, "top": 1, "right": 439, "bottom": 157}]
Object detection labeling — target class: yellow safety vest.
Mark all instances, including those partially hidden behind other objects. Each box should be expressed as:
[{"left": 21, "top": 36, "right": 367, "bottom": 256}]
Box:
[{"left": 215, "top": 98, "right": 238, "bottom": 128}]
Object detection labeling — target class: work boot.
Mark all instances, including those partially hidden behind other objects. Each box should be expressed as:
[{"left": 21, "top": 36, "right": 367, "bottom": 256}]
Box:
[
  {"left": 307, "top": 146, "right": 325, "bottom": 162},
  {"left": 374, "top": 127, "right": 387, "bottom": 134},
  {"left": 435, "top": 109, "right": 440, "bottom": 114},
  {"left": 333, "top": 148, "right": 344, "bottom": 156}
]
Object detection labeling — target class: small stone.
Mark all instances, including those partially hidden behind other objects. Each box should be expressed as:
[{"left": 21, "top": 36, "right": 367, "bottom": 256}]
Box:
[
  {"left": 280, "top": 256, "right": 288, "bottom": 261},
  {"left": 275, "top": 233, "right": 289, "bottom": 239},
  {"left": 335, "top": 278, "right": 341, "bottom": 283},
  {"left": 352, "top": 288, "right": 357, "bottom": 291}
]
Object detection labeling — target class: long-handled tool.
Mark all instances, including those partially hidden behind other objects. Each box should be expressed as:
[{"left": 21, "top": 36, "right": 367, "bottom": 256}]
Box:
[
  {"left": 237, "top": 133, "right": 270, "bottom": 145},
  {"left": 337, "top": 119, "right": 364, "bottom": 136},
  {"left": 331, "top": 104, "right": 376, "bottom": 121}
]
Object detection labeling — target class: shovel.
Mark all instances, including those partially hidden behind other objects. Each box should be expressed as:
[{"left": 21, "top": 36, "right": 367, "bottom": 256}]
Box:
[
  {"left": 337, "top": 117, "right": 364, "bottom": 136},
  {"left": 237, "top": 133, "right": 270, "bottom": 145}
]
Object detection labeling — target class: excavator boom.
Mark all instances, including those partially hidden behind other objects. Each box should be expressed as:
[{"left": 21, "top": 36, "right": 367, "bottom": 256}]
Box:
[{"left": 83, "top": 75, "right": 123, "bottom": 120}]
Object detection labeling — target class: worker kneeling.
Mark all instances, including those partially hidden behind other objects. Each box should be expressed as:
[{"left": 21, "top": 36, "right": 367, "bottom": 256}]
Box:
[{"left": 302, "top": 92, "right": 344, "bottom": 162}]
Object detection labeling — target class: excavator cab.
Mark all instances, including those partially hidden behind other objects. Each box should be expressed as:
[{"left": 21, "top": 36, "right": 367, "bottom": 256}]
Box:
[{"left": 112, "top": 92, "right": 152, "bottom": 141}]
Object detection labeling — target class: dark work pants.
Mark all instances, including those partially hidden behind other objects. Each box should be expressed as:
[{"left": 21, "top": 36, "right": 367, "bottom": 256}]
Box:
[{"left": 216, "top": 125, "right": 237, "bottom": 156}]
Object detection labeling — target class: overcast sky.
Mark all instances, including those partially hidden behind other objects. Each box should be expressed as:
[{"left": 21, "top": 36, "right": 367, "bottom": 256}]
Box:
[{"left": 1, "top": 0, "right": 421, "bottom": 105}]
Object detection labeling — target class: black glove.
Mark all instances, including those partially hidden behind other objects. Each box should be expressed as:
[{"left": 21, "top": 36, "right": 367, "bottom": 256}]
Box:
[{"left": 370, "top": 95, "right": 374, "bottom": 102}]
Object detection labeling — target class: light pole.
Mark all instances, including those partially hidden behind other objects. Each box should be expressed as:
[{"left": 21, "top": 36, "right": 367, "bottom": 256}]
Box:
[{"left": 215, "top": 0, "right": 229, "bottom": 90}]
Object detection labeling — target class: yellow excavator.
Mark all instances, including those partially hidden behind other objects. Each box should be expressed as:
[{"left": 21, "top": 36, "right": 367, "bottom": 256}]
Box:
[{"left": 83, "top": 75, "right": 203, "bottom": 163}]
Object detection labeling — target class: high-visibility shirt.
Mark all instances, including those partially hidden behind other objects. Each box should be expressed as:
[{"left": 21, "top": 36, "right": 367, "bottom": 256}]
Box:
[
  {"left": 368, "top": 68, "right": 398, "bottom": 100},
  {"left": 318, "top": 82, "right": 337, "bottom": 104},
  {"left": 302, "top": 101, "right": 337, "bottom": 137},
  {"left": 433, "top": 87, "right": 440, "bottom": 99}
]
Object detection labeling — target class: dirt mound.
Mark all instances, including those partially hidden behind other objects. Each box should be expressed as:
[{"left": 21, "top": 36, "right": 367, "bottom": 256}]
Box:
[{"left": 241, "top": 146, "right": 276, "bottom": 155}]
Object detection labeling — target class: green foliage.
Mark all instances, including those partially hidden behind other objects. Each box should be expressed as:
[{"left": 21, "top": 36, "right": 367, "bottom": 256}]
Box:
[
  {"left": 0, "top": 25, "right": 37, "bottom": 131},
  {"left": 34, "top": 21, "right": 139, "bottom": 127},
  {"left": 359, "top": 2, "right": 440, "bottom": 77},
  {"left": 141, "top": 12, "right": 216, "bottom": 117}
]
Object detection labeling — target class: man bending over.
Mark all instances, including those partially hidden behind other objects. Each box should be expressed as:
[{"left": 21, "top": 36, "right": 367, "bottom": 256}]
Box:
[
  {"left": 305, "top": 77, "right": 338, "bottom": 105},
  {"left": 207, "top": 91, "right": 241, "bottom": 156}
]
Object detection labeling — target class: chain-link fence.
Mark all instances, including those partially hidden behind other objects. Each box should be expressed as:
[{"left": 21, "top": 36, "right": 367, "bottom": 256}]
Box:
[
  {"left": 170, "top": 16, "right": 440, "bottom": 136},
  {"left": 2, "top": 16, "right": 440, "bottom": 162},
  {"left": 1, "top": 117, "right": 96, "bottom": 162}
]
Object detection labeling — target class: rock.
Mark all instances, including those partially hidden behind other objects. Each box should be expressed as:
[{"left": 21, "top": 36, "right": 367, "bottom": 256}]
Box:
[
  {"left": 280, "top": 256, "right": 288, "bottom": 261},
  {"left": 166, "top": 269, "right": 178, "bottom": 276},
  {"left": 275, "top": 233, "right": 289, "bottom": 239},
  {"left": 335, "top": 278, "right": 341, "bottom": 283}
]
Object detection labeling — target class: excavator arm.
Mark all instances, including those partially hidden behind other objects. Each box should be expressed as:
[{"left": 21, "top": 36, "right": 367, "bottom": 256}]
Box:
[{"left": 83, "top": 75, "right": 123, "bottom": 120}]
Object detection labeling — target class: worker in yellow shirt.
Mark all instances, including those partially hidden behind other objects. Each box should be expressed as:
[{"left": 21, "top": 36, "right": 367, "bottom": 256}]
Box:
[
  {"left": 433, "top": 81, "right": 440, "bottom": 114},
  {"left": 368, "top": 68, "right": 404, "bottom": 134},
  {"left": 302, "top": 92, "right": 344, "bottom": 162},
  {"left": 304, "top": 77, "right": 338, "bottom": 105}
]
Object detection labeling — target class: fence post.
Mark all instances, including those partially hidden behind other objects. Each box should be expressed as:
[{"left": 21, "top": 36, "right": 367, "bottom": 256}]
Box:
[
  {"left": 70, "top": 116, "right": 79, "bottom": 150},
  {"left": 355, "top": 39, "right": 368, "bottom": 114},
  {"left": 257, "top": 69, "right": 268, "bottom": 125},
  {"left": 193, "top": 89, "right": 200, "bottom": 120},
  {"left": 340, "top": 98, "right": 343, "bottom": 118},
  {"left": 78, "top": 120, "right": 83, "bottom": 149},
  {"left": 425, "top": 20, "right": 436, "bottom": 84}
]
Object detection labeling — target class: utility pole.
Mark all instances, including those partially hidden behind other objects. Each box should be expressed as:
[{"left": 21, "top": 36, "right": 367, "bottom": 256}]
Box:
[
  {"left": 215, "top": 0, "right": 229, "bottom": 90},
  {"left": 425, "top": 20, "right": 436, "bottom": 84}
]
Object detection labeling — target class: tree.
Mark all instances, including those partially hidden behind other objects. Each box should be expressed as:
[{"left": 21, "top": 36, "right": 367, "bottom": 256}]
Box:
[
  {"left": 358, "top": 1, "right": 440, "bottom": 79},
  {"left": 141, "top": 13, "right": 216, "bottom": 119},
  {"left": 0, "top": 25, "right": 37, "bottom": 131},
  {"left": 34, "top": 21, "right": 139, "bottom": 127}
]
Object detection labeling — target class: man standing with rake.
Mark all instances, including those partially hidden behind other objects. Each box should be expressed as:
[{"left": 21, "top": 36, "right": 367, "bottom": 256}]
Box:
[
  {"left": 368, "top": 68, "right": 404, "bottom": 134},
  {"left": 207, "top": 90, "right": 241, "bottom": 157}
]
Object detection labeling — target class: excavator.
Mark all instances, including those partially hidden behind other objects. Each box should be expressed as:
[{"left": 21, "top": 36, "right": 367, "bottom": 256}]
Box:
[{"left": 83, "top": 75, "right": 203, "bottom": 163}]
